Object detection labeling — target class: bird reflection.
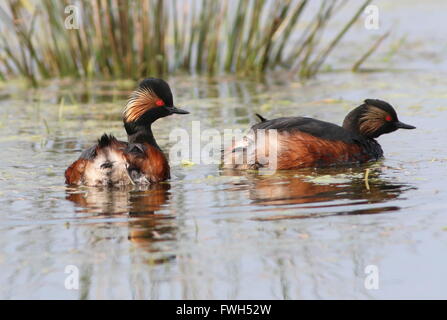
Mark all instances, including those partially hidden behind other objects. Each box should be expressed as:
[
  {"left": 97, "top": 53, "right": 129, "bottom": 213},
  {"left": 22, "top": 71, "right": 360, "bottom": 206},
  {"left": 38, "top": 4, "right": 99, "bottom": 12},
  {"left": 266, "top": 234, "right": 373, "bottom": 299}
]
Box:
[
  {"left": 66, "top": 183, "right": 176, "bottom": 264},
  {"left": 222, "top": 166, "right": 413, "bottom": 220}
]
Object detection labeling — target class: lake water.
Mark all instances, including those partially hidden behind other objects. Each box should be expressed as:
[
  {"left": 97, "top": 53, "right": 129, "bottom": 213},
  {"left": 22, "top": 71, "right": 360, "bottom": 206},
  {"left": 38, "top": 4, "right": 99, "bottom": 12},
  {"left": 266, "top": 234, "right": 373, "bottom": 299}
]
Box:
[
  {"left": 1, "top": 0, "right": 447, "bottom": 299},
  {"left": 0, "top": 69, "right": 446, "bottom": 299}
]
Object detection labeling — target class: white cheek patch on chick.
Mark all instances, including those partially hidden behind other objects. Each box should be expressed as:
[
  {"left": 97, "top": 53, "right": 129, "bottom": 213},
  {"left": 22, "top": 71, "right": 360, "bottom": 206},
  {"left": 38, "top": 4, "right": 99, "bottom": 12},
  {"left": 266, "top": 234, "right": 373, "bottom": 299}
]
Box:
[{"left": 83, "top": 148, "right": 132, "bottom": 186}]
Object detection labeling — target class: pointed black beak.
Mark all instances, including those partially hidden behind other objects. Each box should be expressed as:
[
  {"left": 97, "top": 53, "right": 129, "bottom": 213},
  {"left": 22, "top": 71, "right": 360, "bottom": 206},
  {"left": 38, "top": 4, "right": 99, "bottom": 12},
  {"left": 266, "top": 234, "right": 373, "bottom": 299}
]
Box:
[
  {"left": 167, "top": 106, "right": 189, "bottom": 115},
  {"left": 395, "top": 121, "right": 415, "bottom": 130}
]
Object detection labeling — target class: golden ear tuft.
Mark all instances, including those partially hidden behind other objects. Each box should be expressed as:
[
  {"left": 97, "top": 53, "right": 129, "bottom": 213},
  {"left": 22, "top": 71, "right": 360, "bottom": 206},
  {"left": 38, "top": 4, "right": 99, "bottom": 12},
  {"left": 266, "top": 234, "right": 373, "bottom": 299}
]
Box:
[
  {"left": 359, "top": 106, "right": 389, "bottom": 136},
  {"left": 123, "top": 87, "right": 160, "bottom": 123}
]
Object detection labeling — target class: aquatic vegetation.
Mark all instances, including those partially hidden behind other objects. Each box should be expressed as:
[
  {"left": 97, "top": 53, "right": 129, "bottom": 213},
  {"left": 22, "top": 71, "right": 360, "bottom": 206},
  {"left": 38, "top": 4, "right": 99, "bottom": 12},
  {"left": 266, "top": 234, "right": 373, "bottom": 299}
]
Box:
[{"left": 0, "top": 0, "right": 371, "bottom": 85}]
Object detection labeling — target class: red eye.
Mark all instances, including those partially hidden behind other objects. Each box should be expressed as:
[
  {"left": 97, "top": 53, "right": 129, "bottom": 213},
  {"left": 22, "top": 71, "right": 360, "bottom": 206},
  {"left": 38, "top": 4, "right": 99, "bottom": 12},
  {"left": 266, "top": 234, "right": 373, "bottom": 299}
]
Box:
[
  {"left": 385, "top": 115, "right": 392, "bottom": 122},
  {"left": 155, "top": 99, "right": 164, "bottom": 106}
]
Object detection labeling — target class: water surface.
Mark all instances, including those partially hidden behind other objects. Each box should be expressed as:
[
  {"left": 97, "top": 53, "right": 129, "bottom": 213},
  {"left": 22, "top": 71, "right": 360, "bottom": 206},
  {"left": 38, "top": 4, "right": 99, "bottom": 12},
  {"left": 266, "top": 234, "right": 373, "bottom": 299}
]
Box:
[{"left": 0, "top": 70, "right": 446, "bottom": 299}]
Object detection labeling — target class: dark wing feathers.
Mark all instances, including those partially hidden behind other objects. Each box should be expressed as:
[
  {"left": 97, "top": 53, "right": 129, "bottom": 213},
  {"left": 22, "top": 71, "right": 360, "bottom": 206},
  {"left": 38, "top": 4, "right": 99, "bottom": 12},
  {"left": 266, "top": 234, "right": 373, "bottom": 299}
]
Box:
[
  {"left": 250, "top": 116, "right": 357, "bottom": 144},
  {"left": 125, "top": 143, "right": 146, "bottom": 155}
]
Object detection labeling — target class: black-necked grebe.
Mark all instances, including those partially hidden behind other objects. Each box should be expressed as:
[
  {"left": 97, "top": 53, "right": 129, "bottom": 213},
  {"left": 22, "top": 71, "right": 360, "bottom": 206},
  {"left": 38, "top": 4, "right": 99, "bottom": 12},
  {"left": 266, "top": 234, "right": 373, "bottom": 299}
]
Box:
[
  {"left": 65, "top": 78, "right": 189, "bottom": 186},
  {"left": 223, "top": 99, "right": 415, "bottom": 170}
]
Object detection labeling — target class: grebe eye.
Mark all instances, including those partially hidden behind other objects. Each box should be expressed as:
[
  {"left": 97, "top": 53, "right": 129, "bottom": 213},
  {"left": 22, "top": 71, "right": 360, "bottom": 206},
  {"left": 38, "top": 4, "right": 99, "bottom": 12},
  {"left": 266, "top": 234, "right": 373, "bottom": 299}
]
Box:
[
  {"left": 155, "top": 99, "right": 165, "bottom": 106},
  {"left": 385, "top": 115, "right": 392, "bottom": 122}
]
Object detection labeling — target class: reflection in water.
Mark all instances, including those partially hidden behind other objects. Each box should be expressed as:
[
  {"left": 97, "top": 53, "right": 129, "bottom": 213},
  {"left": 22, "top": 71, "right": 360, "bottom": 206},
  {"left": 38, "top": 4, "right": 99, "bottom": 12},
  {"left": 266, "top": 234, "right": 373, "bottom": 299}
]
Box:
[
  {"left": 66, "top": 183, "right": 176, "bottom": 264},
  {"left": 222, "top": 167, "right": 413, "bottom": 220}
]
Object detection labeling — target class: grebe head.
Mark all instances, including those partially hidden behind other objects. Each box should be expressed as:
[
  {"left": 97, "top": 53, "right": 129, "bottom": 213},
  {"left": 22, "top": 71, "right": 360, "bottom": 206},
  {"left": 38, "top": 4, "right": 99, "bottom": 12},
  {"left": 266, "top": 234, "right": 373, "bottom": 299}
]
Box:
[
  {"left": 123, "top": 78, "right": 189, "bottom": 125},
  {"left": 342, "top": 99, "right": 415, "bottom": 139}
]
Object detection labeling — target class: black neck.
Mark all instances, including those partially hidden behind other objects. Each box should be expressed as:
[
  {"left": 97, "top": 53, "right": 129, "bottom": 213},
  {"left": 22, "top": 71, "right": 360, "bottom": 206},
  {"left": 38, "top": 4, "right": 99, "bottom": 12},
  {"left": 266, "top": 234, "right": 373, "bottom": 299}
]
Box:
[
  {"left": 125, "top": 122, "right": 160, "bottom": 149},
  {"left": 342, "top": 109, "right": 362, "bottom": 136},
  {"left": 342, "top": 121, "right": 359, "bottom": 135},
  {"left": 342, "top": 112, "right": 383, "bottom": 159},
  {"left": 359, "top": 136, "right": 384, "bottom": 160},
  {"left": 344, "top": 124, "right": 383, "bottom": 159}
]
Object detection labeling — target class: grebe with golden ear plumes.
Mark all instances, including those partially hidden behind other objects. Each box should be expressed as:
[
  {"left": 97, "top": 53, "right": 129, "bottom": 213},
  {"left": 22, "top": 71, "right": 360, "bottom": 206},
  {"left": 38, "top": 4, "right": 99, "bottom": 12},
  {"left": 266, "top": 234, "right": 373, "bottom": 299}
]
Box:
[{"left": 65, "top": 78, "right": 189, "bottom": 186}]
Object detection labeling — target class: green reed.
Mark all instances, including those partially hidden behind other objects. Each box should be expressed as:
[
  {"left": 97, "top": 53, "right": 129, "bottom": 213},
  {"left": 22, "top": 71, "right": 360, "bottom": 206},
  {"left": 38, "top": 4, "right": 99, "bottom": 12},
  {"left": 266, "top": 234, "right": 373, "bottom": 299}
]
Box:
[{"left": 0, "top": 0, "right": 372, "bottom": 85}]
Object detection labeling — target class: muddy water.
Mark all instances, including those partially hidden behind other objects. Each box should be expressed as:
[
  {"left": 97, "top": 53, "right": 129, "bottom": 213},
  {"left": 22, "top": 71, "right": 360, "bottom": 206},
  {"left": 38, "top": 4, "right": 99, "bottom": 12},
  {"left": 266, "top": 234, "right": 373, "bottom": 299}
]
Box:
[{"left": 0, "top": 70, "right": 446, "bottom": 299}]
